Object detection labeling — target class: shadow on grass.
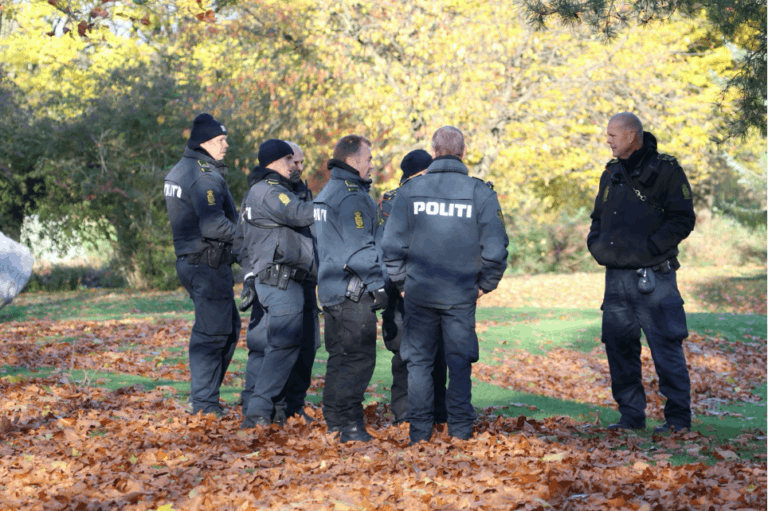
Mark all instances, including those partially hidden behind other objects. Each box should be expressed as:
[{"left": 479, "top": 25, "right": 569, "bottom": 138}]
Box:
[
  {"left": 689, "top": 270, "right": 767, "bottom": 314},
  {"left": 0, "top": 290, "right": 193, "bottom": 323}
]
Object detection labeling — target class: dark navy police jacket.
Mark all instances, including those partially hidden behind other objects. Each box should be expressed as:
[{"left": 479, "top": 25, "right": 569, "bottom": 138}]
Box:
[
  {"left": 587, "top": 132, "right": 696, "bottom": 269},
  {"left": 313, "top": 159, "right": 387, "bottom": 307},
  {"left": 380, "top": 156, "right": 509, "bottom": 308},
  {"left": 164, "top": 147, "right": 238, "bottom": 257},
  {"left": 239, "top": 168, "right": 316, "bottom": 279}
]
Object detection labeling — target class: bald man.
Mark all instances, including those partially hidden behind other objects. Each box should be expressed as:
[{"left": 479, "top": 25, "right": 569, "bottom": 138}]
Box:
[
  {"left": 381, "top": 126, "right": 509, "bottom": 444},
  {"left": 588, "top": 112, "right": 696, "bottom": 434}
]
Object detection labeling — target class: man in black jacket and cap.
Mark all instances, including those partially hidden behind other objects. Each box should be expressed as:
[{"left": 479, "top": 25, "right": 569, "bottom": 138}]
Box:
[
  {"left": 164, "top": 113, "right": 239, "bottom": 417},
  {"left": 238, "top": 139, "right": 317, "bottom": 429},
  {"left": 588, "top": 112, "right": 696, "bottom": 433}
]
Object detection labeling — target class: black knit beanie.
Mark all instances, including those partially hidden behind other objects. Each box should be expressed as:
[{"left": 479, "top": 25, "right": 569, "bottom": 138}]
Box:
[
  {"left": 187, "top": 113, "right": 227, "bottom": 148},
  {"left": 400, "top": 149, "right": 432, "bottom": 184},
  {"left": 258, "top": 139, "right": 294, "bottom": 168}
]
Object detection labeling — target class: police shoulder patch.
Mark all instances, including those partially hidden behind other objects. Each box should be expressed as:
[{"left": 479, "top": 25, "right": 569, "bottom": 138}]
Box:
[
  {"left": 382, "top": 189, "right": 398, "bottom": 202},
  {"left": 681, "top": 183, "right": 691, "bottom": 200},
  {"left": 345, "top": 180, "right": 359, "bottom": 192},
  {"left": 603, "top": 186, "right": 610, "bottom": 202},
  {"left": 198, "top": 160, "right": 211, "bottom": 172},
  {"left": 207, "top": 190, "right": 216, "bottom": 206},
  {"left": 266, "top": 178, "right": 280, "bottom": 185},
  {"left": 278, "top": 193, "right": 291, "bottom": 205},
  {"left": 471, "top": 176, "right": 494, "bottom": 190},
  {"left": 354, "top": 211, "right": 364, "bottom": 229},
  {"left": 497, "top": 209, "right": 505, "bottom": 226},
  {"left": 660, "top": 154, "right": 678, "bottom": 164}
]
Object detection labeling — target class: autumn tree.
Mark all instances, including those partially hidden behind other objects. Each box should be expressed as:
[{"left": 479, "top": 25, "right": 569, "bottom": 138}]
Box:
[
  {"left": 0, "top": 0, "right": 763, "bottom": 283},
  {"left": 522, "top": 0, "right": 767, "bottom": 138}
]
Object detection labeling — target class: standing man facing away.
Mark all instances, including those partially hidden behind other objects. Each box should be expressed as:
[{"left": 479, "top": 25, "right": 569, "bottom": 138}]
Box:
[
  {"left": 164, "top": 113, "right": 239, "bottom": 417},
  {"left": 379, "top": 149, "right": 447, "bottom": 426},
  {"left": 314, "top": 135, "right": 389, "bottom": 443},
  {"left": 239, "top": 139, "right": 316, "bottom": 429},
  {"left": 588, "top": 112, "right": 696, "bottom": 433},
  {"left": 381, "top": 126, "right": 509, "bottom": 444}
]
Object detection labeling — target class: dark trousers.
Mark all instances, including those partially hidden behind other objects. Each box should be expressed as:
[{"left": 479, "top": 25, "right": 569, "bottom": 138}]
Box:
[
  {"left": 275, "top": 285, "right": 319, "bottom": 419},
  {"left": 382, "top": 285, "right": 447, "bottom": 424},
  {"left": 402, "top": 297, "right": 478, "bottom": 443},
  {"left": 602, "top": 268, "right": 691, "bottom": 428},
  {"left": 242, "top": 279, "right": 312, "bottom": 420},
  {"left": 176, "top": 256, "right": 240, "bottom": 414},
  {"left": 322, "top": 295, "right": 378, "bottom": 430}
]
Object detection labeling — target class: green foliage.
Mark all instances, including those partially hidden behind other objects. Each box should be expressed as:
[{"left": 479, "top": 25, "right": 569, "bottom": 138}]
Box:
[
  {"left": 25, "top": 264, "right": 126, "bottom": 292},
  {"left": 506, "top": 208, "right": 595, "bottom": 275},
  {"left": 28, "top": 67, "right": 217, "bottom": 289},
  {"left": 0, "top": 74, "right": 50, "bottom": 241}
]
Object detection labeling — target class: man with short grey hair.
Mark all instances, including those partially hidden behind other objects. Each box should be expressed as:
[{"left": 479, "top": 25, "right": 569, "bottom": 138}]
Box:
[
  {"left": 588, "top": 112, "right": 696, "bottom": 433},
  {"left": 381, "top": 126, "right": 509, "bottom": 444}
]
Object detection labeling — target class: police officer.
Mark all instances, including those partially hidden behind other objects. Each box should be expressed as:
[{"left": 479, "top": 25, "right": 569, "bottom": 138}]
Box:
[
  {"left": 381, "top": 126, "right": 509, "bottom": 444},
  {"left": 314, "top": 135, "right": 388, "bottom": 443},
  {"left": 380, "top": 149, "right": 447, "bottom": 426},
  {"left": 588, "top": 112, "right": 696, "bottom": 433},
  {"left": 164, "top": 113, "right": 239, "bottom": 417},
  {"left": 239, "top": 139, "right": 317, "bottom": 429},
  {"left": 272, "top": 142, "right": 320, "bottom": 425}
]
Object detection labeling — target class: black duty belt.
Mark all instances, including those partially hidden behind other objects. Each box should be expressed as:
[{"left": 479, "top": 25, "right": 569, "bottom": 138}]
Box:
[
  {"left": 186, "top": 243, "right": 235, "bottom": 269},
  {"left": 259, "top": 263, "right": 309, "bottom": 290},
  {"left": 649, "top": 258, "right": 680, "bottom": 274}
]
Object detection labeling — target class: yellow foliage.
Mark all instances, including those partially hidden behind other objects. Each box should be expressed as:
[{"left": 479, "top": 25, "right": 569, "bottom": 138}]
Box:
[{"left": 0, "top": 0, "right": 760, "bottom": 224}]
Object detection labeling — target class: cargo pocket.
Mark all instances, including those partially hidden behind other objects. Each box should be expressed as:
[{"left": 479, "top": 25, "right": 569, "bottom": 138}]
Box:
[
  {"left": 601, "top": 304, "right": 641, "bottom": 345},
  {"left": 660, "top": 296, "right": 688, "bottom": 341},
  {"left": 266, "top": 303, "right": 303, "bottom": 349},
  {"left": 194, "top": 297, "right": 234, "bottom": 336}
]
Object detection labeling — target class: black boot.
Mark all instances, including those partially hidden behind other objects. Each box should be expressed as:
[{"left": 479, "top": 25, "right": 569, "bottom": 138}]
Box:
[
  {"left": 340, "top": 420, "right": 372, "bottom": 443},
  {"left": 240, "top": 415, "right": 271, "bottom": 429}
]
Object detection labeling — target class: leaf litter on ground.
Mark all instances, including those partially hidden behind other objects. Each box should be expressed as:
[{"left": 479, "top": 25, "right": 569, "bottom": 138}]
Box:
[
  {"left": 474, "top": 331, "right": 766, "bottom": 419},
  {"left": 0, "top": 377, "right": 765, "bottom": 511}
]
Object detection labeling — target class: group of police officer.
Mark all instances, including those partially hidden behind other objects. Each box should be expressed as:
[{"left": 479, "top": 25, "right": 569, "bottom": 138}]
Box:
[{"left": 165, "top": 111, "right": 695, "bottom": 444}]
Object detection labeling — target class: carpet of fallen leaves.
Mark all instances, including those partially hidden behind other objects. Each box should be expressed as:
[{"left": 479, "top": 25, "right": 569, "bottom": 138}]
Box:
[
  {"left": 0, "top": 318, "right": 252, "bottom": 388},
  {"left": 1, "top": 268, "right": 765, "bottom": 509},
  {"left": 0, "top": 378, "right": 766, "bottom": 511},
  {"left": 480, "top": 266, "right": 767, "bottom": 315},
  {"left": 474, "top": 332, "right": 767, "bottom": 419}
]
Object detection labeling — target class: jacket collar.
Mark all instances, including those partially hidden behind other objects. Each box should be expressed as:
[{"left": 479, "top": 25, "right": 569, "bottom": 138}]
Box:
[
  {"left": 184, "top": 147, "right": 228, "bottom": 177},
  {"left": 617, "top": 132, "right": 658, "bottom": 173},
  {"left": 328, "top": 159, "right": 372, "bottom": 187},
  {"left": 248, "top": 166, "right": 296, "bottom": 189},
  {"left": 426, "top": 155, "right": 469, "bottom": 175}
]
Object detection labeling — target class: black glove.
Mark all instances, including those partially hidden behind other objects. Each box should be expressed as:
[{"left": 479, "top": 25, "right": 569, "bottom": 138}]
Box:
[
  {"left": 239, "top": 276, "right": 257, "bottom": 312},
  {"left": 296, "top": 180, "right": 313, "bottom": 201},
  {"left": 370, "top": 287, "right": 388, "bottom": 311}
]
